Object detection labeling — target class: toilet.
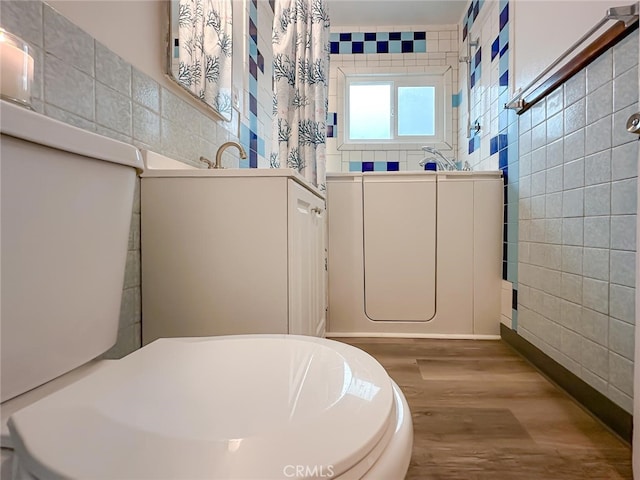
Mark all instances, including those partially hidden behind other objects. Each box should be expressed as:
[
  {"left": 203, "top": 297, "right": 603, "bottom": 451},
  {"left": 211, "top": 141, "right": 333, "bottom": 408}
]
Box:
[{"left": 0, "top": 100, "right": 413, "bottom": 479}]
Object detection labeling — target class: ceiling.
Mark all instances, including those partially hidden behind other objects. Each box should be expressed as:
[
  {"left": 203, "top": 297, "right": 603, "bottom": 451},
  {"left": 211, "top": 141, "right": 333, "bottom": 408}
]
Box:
[{"left": 328, "top": 0, "right": 468, "bottom": 27}]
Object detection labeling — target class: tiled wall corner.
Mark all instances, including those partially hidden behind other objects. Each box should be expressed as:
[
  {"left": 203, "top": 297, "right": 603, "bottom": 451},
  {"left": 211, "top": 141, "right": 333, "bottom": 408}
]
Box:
[
  {"left": 517, "top": 29, "right": 639, "bottom": 413},
  {"left": 0, "top": 0, "right": 254, "bottom": 358},
  {"left": 457, "top": 0, "right": 517, "bottom": 327},
  {"left": 326, "top": 24, "right": 460, "bottom": 173}
]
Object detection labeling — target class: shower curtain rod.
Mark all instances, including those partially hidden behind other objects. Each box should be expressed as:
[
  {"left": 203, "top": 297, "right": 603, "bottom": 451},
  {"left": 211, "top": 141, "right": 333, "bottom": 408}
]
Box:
[{"left": 505, "top": 2, "right": 638, "bottom": 112}]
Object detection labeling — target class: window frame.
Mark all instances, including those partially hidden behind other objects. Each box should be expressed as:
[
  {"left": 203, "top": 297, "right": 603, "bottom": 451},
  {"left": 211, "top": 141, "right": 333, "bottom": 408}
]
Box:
[{"left": 336, "top": 65, "right": 454, "bottom": 152}]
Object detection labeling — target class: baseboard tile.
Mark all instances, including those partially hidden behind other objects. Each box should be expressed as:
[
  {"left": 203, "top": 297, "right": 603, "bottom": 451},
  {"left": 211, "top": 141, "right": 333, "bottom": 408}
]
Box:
[{"left": 500, "top": 324, "right": 632, "bottom": 445}]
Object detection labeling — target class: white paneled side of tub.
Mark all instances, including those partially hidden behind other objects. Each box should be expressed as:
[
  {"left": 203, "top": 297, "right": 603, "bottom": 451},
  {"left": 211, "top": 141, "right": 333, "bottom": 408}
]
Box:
[
  {"left": 363, "top": 175, "right": 437, "bottom": 321},
  {"left": 326, "top": 171, "right": 503, "bottom": 338}
]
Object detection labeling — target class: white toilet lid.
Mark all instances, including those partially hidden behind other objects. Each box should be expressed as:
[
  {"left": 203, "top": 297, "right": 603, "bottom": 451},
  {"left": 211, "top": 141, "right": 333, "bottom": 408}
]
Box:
[{"left": 8, "top": 335, "right": 395, "bottom": 479}]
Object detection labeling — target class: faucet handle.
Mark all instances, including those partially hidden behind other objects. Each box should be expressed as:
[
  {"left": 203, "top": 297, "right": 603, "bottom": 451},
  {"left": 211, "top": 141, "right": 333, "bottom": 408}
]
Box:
[{"left": 200, "top": 156, "right": 214, "bottom": 169}]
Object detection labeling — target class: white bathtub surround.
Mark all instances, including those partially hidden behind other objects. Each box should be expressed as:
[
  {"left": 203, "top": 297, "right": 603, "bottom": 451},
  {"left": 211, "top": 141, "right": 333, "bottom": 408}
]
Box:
[
  {"left": 326, "top": 170, "right": 503, "bottom": 338},
  {"left": 272, "top": 0, "right": 330, "bottom": 189}
]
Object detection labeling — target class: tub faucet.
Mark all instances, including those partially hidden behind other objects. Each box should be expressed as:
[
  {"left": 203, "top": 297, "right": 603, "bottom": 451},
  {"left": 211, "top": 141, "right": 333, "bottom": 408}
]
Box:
[
  {"left": 419, "top": 146, "right": 458, "bottom": 171},
  {"left": 213, "top": 141, "right": 247, "bottom": 169}
]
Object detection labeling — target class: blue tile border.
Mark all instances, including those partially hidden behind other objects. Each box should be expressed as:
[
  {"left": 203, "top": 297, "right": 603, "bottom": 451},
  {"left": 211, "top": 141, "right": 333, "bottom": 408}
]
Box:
[
  {"left": 349, "top": 161, "right": 401, "bottom": 172},
  {"left": 329, "top": 31, "right": 427, "bottom": 55}
]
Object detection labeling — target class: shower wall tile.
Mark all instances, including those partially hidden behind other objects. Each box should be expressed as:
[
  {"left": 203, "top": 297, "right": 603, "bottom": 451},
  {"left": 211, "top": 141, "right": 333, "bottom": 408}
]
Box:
[
  {"left": 44, "top": 103, "right": 95, "bottom": 132},
  {"left": 96, "top": 83, "right": 132, "bottom": 136},
  {"left": 516, "top": 29, "right": 638, "bottom": 414},
  {"left": 44, "top": 53, "right": 95, "bottom": 120},
  {"left": 43, "top": 4, "right": 94, "bottom": 76},
  {"left": 133, "top": 104, "right": 161, "bottom": 146},
  {"left": 96, "top": 42, "right": 131, "bottom": 96},
  {"left": 132, "top": 69, "right": 161, "bottom": 113},
  {"left": 0, "top": 0, "right": 43, "bottom": 48},
  {"left": 584, "top": 150, "right": 611, "bottom": 186}
]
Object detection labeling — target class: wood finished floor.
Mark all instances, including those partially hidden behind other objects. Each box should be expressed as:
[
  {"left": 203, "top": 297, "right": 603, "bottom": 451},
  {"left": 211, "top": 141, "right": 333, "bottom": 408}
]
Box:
[{"left": 334, "top": 338, "right": 632, "bottom": 480}]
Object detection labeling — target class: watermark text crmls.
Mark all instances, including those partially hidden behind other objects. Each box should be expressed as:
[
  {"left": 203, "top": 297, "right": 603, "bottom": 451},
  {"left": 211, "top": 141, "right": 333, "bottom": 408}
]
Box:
[{"left": 283, "top": 465, "right": 335, "bottom": 478}]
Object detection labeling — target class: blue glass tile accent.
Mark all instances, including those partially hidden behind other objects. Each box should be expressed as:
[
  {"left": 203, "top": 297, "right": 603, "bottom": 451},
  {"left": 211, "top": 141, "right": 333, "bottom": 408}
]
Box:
[
  {"left": 512, "top": 288, "right": 518, "bottom": 310},
  {"left": 387, "top": 161, "right": 400, "bottom": 171},
  {"left": 499, "top": 4, "right": 509, "bottom": 31},
  {"left": 468, "top": 138, "right": 475, "bottom": 154},
  {"left": 499, "top": 134, "right": 508, "bottom": 150},
  {"left": 249, "top": 112, "right": 258, "bottom": 132},
  {"left": 327, "top": 125, "right": 334, "bottom": 137},
  {"left": 413, "top": 40, "right": 426, "bottom": 52},
  {"left": 339, "top": 33, "right": 351, "bottom": 41},
  {"left": 475, "top": 135, "right": 480, "bottom": 152},
  {"left": 401, "top": 41, "right": 413, "bottom": 53},
  {"left": 474, "top": 47, "right": 482, "bottom": 68},
  {"left": 491, "top": 37, "right": 499, "bottom": 60},
  {"left": 470, "top": 72, "right": 476, "bottom": 89},
  {"left": 499, "top": 54, "right": 509, "bottom": 75},
  {"left": 249, "top": 93, "right": 258, "bottom": 115},
  {"left": 499, "top": 109, "right": 509, "bottom": 132},
  {"left": 251, "top": 0, "right": 257, "bottom": 7},
  {"left": 362, "top": 161, "right": 374, "bottom": 172},
  {"left": 502, "top": 261, "right": 508, "bottom": 280},
  {"left": 499, "top": 148, "right": 508, "bottom": 169},
  {"left": 499, "top": 25, "right": 509, "bottom": 50},
  {"left": 249, "top": 149, "right": 258, "bottom": 168},
  {"left": 500, "top": 42, "right": 509, "bottom": 57},
  {"left": 257, "top": 50, "right": 264, "bottom": 73},
  {"left": 507, "top": 261, "right": 518, "bottom": 283},
  {"left": 499, "top": 71, "right": 509, "bottom": 87},
  {"left": 250, "top": 0, "right": 257, "bottom": 21},
  {"left": 258, "top": 137, "right": 265, "bottom": 156},
  {"left": 249, "top": 39, "right": 258, "bottom": 60},
  {"left": 374, "top": 161, "right": 386, "bottom": 171},
  {"left": 250, "top": 130, "right": 258, "bottom": 151},
  {"left": 503, "top": 242, "right": 508, "bottom": 262},
  {"left": 239, "top": 157, "right": 250, "bottom": 169},
  {"left": 249, "top": 73, "right": 257, "bottom": 95},
  {"left": 240, "top": 123, "right": 250, "bottom": 146},
  {"left": 249, "top": 57, "right": 258, "bottom": 79},
  {"left": 467, "top": 4, "right": 473, "bottom": 18},
  {"left": 329, "top": 31, "right": 427, "bottom": 55},
  {"left": 349, "top": 162, "right": 362, "bottom": 172},
  {"left": 473, "top": 0, "right": 480, "bottom": 19},
  {"left": 490, "top": 136, "right": 499, "bottom": 155},
  {"left": 463, "top": 24, "right": 468, "bottom": 41},
  {"left": 249, "top": 19, "right": 257, "bottom": 43},
  {"left": 452, "top": 92, "right": 461, "bottom": 108}
]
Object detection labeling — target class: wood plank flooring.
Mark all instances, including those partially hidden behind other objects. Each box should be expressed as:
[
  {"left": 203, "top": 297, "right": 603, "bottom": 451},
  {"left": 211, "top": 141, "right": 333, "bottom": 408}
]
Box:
[{"left": 334, "top": 337, "right": 632, "bottom": 480}]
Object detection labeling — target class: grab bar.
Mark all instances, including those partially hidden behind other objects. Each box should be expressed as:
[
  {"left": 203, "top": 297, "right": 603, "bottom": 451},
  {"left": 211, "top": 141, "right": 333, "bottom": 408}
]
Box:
[
  {"left": 460, "top": 37, "right": 480, "bottom": 138},
  {"left": 505, "top": 2, "right": 639, "bottom": 112}
]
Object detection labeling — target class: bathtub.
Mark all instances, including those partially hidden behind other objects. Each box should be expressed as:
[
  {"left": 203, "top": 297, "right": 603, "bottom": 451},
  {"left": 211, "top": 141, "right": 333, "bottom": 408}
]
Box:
[{"left": 326, "top": 170, "right": 504, "bottom": 339}]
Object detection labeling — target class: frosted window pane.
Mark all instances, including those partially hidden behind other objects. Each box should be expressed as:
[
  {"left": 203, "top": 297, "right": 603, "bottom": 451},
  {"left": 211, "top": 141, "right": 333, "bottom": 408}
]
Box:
[
  {"left": 398, "top": 86, "right": 435, "bottom": 136},
  {"left": 349, "top": 84, "right": 391, "bottom": 140}
]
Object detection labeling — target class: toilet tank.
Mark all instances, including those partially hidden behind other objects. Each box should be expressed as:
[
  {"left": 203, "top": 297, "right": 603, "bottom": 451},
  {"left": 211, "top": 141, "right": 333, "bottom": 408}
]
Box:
[{"left": 0, "top": 101, "right": 143, "bottom": 402}]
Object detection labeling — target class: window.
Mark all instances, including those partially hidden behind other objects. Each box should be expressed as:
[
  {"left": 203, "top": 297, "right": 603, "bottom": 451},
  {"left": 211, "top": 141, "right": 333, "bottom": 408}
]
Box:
[{"left": 337, "top": 66, "right": 453, "bottom": 151}]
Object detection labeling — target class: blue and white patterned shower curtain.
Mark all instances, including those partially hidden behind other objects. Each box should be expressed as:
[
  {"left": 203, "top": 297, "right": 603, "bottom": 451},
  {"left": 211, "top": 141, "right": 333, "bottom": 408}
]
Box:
[
  {"left": 177, "top": 0, "right": 232, "bottom": 116},
  {"left": 271, "top": 0, "right": 330, "bottom": 190}
]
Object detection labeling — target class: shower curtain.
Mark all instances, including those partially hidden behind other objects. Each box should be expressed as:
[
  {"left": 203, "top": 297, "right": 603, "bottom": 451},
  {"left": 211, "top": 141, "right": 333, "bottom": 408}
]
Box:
[
  {"left": 177, "top": 0, "right": 233, "bottom": 116},
  {"left": 271, "top": 0, "right": 330, "bottom": 191}
]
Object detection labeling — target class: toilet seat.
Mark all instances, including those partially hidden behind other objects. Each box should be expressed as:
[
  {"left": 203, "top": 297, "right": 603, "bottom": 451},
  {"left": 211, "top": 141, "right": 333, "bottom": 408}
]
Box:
[{"left": 8, "top": 335, "right": 400, "bottom": 479}]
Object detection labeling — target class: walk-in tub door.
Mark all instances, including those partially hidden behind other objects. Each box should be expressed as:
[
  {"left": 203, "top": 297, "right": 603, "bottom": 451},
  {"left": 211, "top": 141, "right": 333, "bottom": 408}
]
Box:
[{"left": 363, "top": 174, "right": 437, "bottom": 321}]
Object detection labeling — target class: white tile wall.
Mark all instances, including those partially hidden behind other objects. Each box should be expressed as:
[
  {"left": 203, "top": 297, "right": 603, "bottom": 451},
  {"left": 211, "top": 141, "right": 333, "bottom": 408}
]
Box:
[
  {"left": 517, "top": 30, "right": 639, "bottom": 413},
  {"left": 327, "top": 25, "right": 459, "bottom": 172}
]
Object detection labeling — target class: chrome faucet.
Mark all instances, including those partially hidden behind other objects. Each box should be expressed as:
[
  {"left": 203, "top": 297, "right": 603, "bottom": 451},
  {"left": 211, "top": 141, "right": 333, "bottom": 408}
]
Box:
[
  {"left": 214, "top": 141, "right": 247, "bottom": 169},
  {"left": 418, "top": 146, "right": 463, "bottom": 171},
  {"left": 200, "top": 156, "right": 214, "bottom": 169}
]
